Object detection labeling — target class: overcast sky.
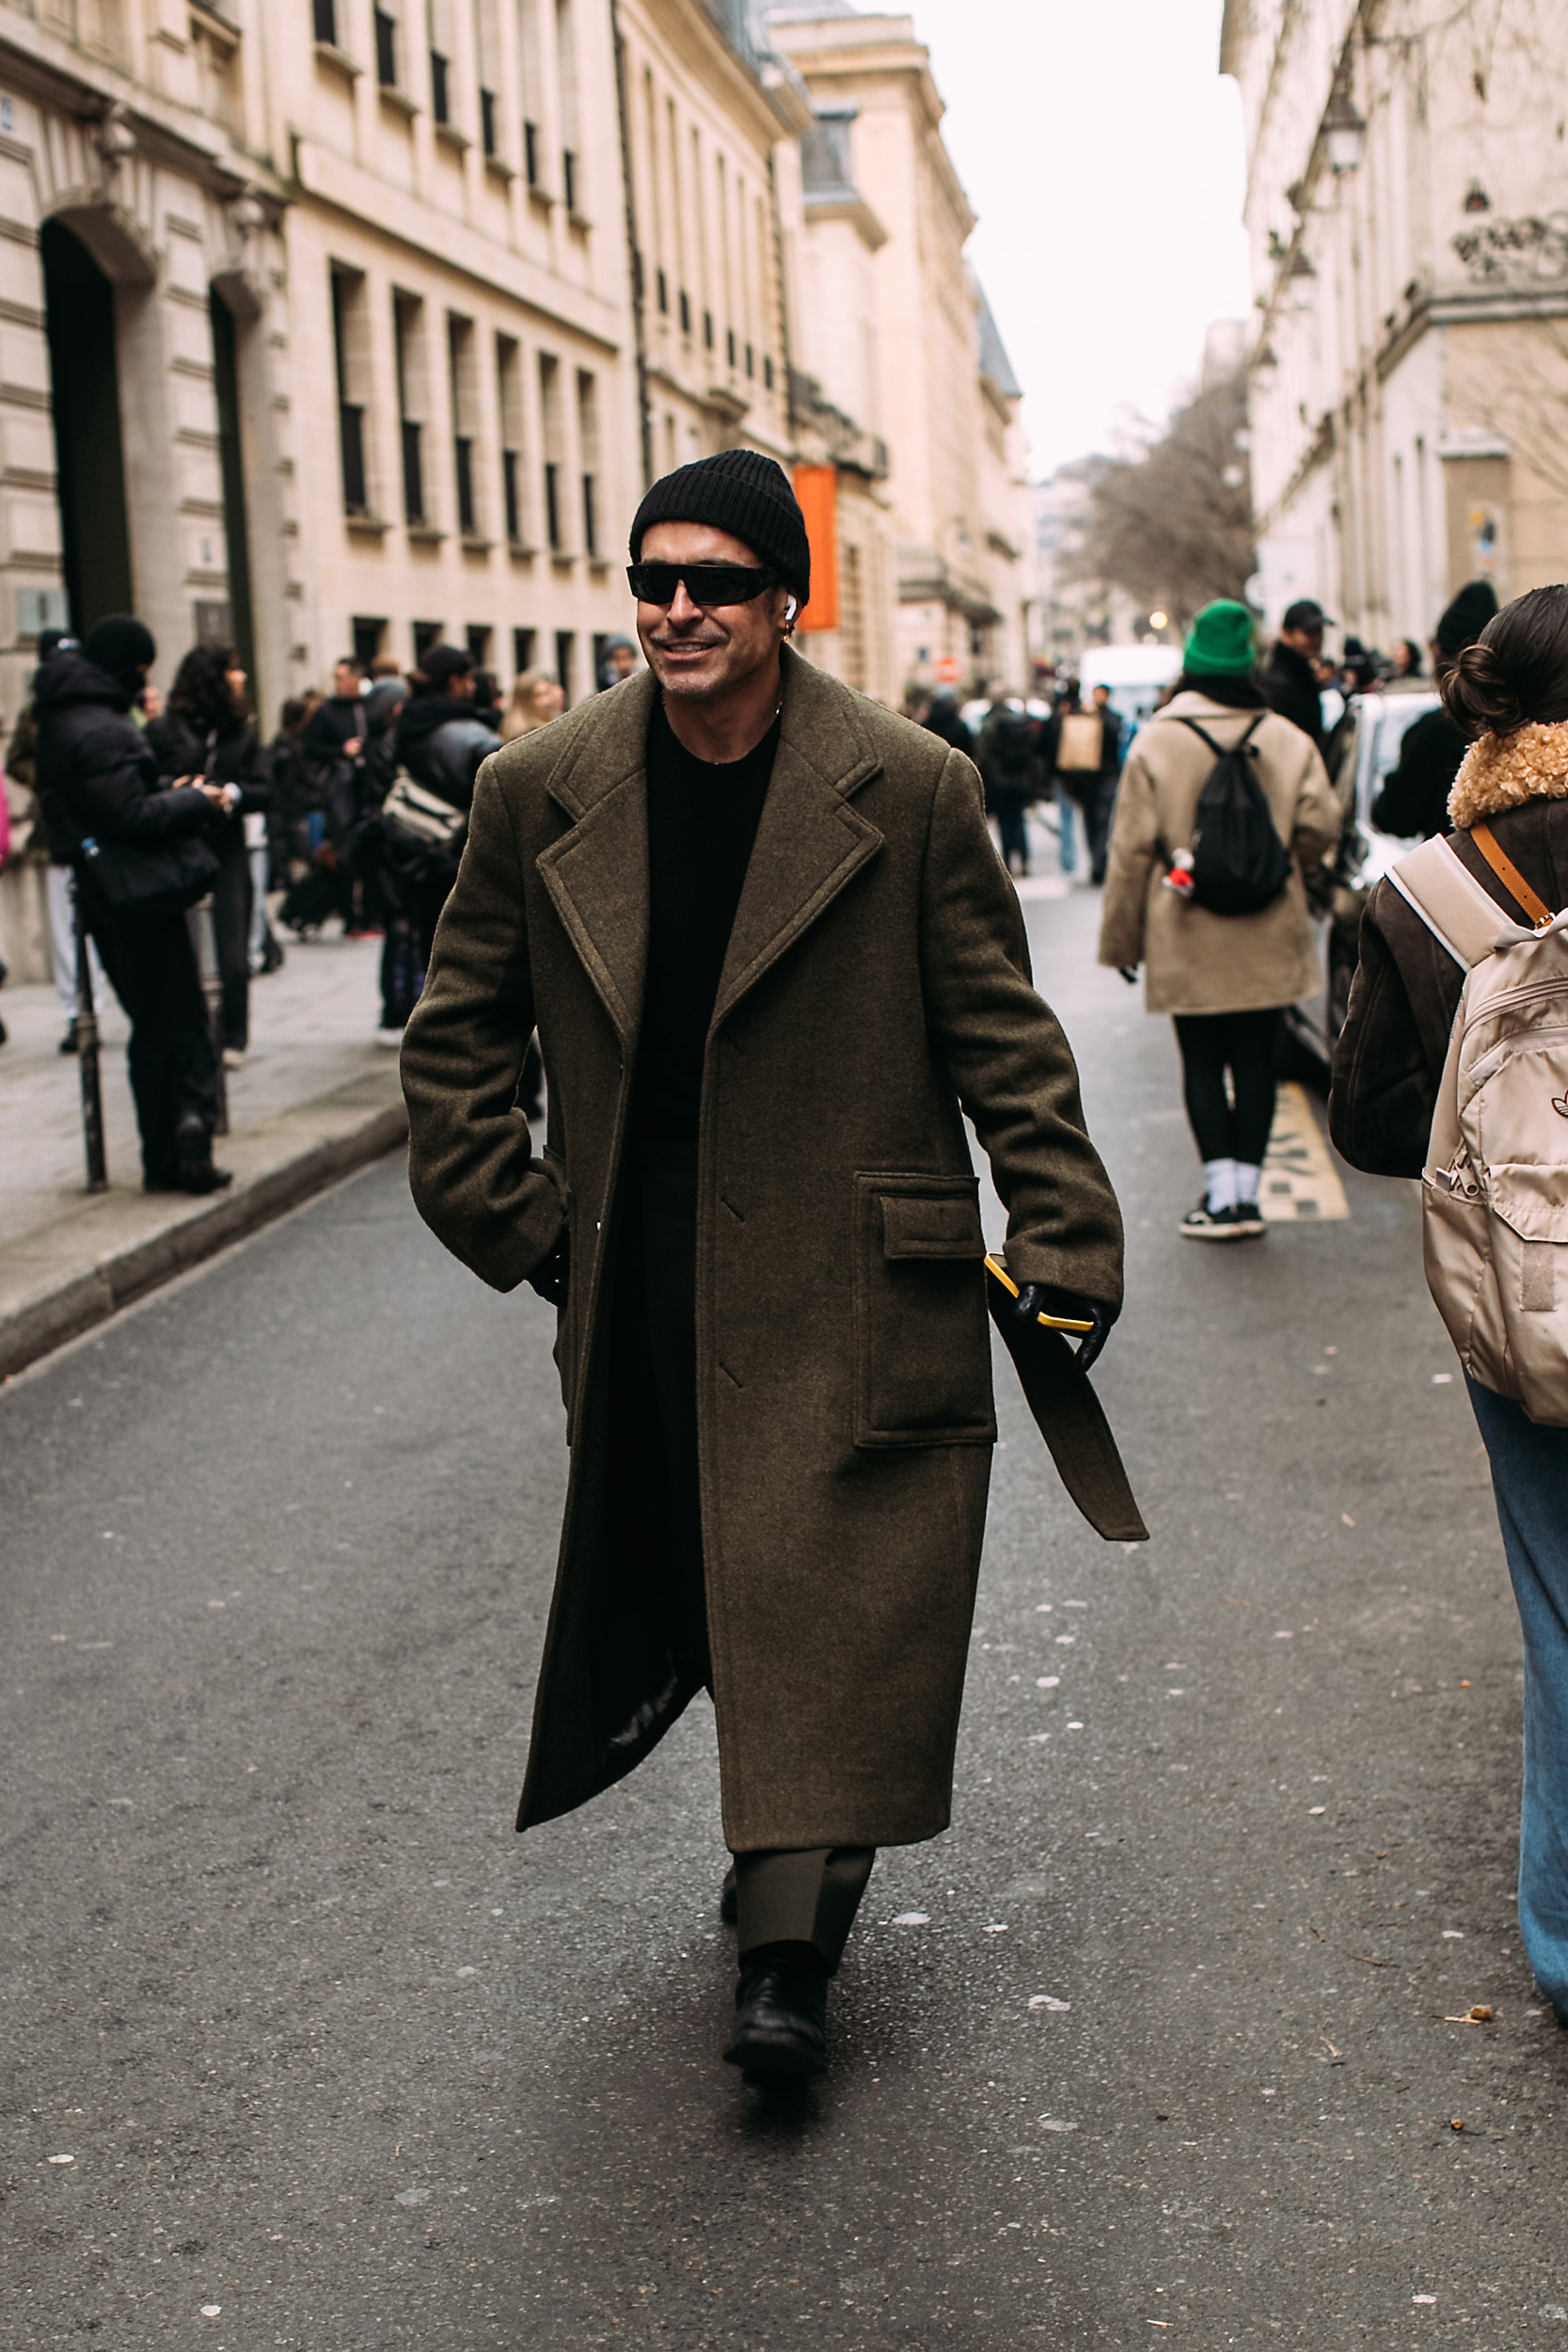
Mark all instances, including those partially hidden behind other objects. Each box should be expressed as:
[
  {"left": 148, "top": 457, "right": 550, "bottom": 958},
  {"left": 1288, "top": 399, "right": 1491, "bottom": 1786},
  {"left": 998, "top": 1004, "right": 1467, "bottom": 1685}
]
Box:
[{"left": 907, "top": 0, "right": 1255, "bottom": 480}]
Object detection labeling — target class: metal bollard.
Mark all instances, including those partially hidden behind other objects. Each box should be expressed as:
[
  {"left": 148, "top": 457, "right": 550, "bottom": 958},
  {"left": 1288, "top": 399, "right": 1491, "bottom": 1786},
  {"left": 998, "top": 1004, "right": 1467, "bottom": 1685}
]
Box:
[
  {"left": 73, "top": 885, "right": 107, "bottom": 1192},
  {"left": 187, "top": 894, "right": 229, "bottom": 1136}
]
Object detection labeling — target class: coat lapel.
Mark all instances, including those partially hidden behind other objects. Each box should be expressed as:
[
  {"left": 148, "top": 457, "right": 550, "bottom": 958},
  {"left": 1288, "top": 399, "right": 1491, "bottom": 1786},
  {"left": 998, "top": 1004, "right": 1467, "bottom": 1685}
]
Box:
[
  {"left": 531, "top": 652, "right": 885, "bottom": 1047},
  {"left": 534, "top": 673, "right": 657, "bottom": 1049},
  {"left": 713, "top": 648, "right": 883, "bottom": 1029}
]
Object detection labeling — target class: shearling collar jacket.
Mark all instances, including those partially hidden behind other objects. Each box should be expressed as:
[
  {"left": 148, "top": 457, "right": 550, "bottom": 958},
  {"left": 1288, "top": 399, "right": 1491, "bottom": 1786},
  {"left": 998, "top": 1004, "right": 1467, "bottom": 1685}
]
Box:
[
  {"left": 1330, "top": 722, "right": 1568, "bottom": 1177},
  {"left": 401, "top": 646, "right": 1126, "bottom": 1854}
]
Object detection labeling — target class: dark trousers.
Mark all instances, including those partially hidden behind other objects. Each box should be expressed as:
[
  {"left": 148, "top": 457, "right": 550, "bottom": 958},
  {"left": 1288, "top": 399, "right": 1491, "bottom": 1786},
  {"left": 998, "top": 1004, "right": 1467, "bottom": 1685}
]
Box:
[
  {"left": 1084, "top": 776, "right": 1118, "bottom": 883},
  {"left": 87, "top": 898, "right": 221, "bottom": 1187},
  {"left": 210, "top": 842, "right": 252, "bottom": 1053},
  {"left": 616, "top": 1135, "right": 875, "bottom": 1973},
  {"left": 992, "top": 787, "right": 1030, "bottom": 875},
  {"left": 1172, "top": 1008, "right": 1280, "bottom": 1165}
]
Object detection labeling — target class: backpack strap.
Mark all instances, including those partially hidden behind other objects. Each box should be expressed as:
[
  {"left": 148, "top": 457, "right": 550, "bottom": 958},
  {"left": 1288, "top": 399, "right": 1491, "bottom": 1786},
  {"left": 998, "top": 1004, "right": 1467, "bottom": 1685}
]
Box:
[
  {"left": 1386, "top": 834, "right": 1516, "bottom": 969},
  {"left": 1171, "top": 713, "right": 1266, "bottom": 760},
  {"left": 1470, "top": 819, "right": 1556, "bottom": 930}
]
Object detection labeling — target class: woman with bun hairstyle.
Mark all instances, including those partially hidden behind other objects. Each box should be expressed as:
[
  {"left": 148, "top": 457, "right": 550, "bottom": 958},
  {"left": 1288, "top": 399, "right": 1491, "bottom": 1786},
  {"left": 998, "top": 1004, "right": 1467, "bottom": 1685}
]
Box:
[{"left": 1330, "top": 581, "right": 1568, "bottom": 2027}]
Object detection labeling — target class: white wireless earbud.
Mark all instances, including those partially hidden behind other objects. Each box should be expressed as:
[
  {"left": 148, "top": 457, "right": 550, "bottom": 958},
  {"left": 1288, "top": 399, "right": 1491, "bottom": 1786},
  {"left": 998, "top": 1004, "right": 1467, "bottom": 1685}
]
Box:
[{"left": 785, "top": 596, "right": 799, "bottom": 623}]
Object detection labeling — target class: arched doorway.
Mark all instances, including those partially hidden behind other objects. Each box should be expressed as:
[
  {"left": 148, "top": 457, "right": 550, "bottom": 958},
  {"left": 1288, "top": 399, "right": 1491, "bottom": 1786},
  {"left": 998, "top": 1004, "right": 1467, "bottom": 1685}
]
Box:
[{"left": 40, "top": 217, "right": 134, "bottom": 635}]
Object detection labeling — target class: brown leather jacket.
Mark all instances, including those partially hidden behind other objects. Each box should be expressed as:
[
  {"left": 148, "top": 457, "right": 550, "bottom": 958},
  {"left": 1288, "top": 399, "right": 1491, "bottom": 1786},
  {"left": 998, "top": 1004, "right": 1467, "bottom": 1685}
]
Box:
[{"left": 1329, "top": 737, "right": 1568, "bottom": 1178}]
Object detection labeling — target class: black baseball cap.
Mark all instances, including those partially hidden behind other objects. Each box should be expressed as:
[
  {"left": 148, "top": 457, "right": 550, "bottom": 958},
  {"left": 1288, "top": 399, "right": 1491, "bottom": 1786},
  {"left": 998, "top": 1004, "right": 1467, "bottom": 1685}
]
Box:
[{"left": 1281, "top": 598, "right": 1333, "bottom": 634}]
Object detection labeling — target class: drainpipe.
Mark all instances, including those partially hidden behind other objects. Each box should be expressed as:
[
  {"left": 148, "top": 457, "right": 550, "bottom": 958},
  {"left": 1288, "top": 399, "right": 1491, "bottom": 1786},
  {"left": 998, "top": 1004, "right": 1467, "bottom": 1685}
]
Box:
[{"left": 610, "top": 0, "right": 653, "bottom": 492}]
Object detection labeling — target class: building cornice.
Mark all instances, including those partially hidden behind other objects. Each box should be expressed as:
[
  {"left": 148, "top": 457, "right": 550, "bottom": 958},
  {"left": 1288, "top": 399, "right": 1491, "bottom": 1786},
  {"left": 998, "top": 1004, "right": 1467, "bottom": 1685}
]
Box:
[
  {"left": 627, "top": 0, "right": 793, "bottom": 155},
  {"left": 801, "top": 184, "right": 888, "bottom": 251},
  {"left": 0, "top": 21, "right": 283, "bottom": 204}
]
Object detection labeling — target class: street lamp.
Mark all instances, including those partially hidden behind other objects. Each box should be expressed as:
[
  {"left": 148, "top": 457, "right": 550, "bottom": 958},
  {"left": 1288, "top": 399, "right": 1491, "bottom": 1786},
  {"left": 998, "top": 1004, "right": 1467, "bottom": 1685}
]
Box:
[{"left": 1323, "top": 87, "right": 1366, "bottom": 174}]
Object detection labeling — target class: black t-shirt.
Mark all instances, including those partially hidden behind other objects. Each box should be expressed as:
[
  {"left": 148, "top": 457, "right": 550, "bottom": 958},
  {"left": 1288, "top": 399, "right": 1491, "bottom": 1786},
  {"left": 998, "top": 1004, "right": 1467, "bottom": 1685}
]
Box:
[{"left": 635, "top": 697, "right": 779, "bottom": 1139}]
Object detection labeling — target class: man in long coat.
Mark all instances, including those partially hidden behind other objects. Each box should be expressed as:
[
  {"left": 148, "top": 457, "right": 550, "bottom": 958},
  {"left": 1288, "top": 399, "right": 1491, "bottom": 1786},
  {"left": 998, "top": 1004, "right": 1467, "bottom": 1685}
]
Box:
[{"left": 402, "top": 450, "right": 1126, "bottom": 2076}]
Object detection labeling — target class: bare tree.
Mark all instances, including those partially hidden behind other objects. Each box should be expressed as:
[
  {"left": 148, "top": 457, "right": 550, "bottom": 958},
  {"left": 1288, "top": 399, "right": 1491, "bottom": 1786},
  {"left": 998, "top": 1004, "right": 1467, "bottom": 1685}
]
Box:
[{"left": 1063, "top": 372, "right": 1255, "bottom": 630}]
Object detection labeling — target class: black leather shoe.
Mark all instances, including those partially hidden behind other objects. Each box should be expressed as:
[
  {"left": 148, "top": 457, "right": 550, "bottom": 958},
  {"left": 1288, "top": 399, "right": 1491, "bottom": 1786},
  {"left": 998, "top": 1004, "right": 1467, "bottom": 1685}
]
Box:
[
  {"left": 173, "top": 1111, "right": 232, "bottom": 1194},
  {"left": 720, "top": 1865, "right": 737, "bottom": 1926},
  {"left": 722, "top": 1961, "right": 828, "bottom": 2076}
]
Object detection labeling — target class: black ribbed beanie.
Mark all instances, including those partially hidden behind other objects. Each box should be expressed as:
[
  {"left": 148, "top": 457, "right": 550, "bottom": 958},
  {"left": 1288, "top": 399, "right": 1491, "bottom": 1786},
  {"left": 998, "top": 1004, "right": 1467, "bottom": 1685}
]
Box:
[
  {"left": 84, "top": 614, "right": 156, "bottom": 679},
  {"left": 629, "top": 449, "right": 811, "bottom": 600}
]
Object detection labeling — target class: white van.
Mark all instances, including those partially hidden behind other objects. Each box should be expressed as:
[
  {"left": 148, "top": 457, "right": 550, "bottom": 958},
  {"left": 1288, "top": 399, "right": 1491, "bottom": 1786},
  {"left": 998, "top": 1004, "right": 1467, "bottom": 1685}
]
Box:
[{"left": 1076, "top": 644, "right": 1183, "bottom": 740}]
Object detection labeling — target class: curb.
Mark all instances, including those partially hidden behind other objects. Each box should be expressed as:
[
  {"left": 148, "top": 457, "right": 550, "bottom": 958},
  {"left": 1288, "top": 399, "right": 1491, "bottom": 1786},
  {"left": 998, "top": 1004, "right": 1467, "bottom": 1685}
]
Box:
[{"left": 0, "top": 1099, "right": 407, "bottom": 1384}]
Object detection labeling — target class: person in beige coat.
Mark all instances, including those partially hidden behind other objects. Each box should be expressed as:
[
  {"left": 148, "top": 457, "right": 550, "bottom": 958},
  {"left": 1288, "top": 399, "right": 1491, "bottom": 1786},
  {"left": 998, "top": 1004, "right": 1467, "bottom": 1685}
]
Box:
[
  {"left": 1098, "top": 599, "right": 1340, "bottom": 1238},
  {"left": 402, "top": 451, "right": 1127, "bottom": 2079}
]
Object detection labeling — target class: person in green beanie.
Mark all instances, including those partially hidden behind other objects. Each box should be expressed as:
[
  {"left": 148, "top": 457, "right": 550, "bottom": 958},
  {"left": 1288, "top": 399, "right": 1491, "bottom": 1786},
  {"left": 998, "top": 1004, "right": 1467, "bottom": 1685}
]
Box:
[{"left": 1096, "top": 599, "right": 1340, "bottom": 1238}]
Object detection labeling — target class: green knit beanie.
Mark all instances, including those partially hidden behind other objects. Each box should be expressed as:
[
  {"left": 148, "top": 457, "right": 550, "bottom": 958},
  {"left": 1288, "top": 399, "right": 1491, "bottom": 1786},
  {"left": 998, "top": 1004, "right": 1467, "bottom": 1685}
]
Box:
[{"left": 1182, "top": 599, "right": 1257, "bottom": 676}]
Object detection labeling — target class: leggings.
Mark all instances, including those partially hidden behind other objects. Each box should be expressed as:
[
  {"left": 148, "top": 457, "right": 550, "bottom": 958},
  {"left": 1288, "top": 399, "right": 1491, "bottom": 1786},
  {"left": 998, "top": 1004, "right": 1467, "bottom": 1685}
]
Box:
[{"left": 1172, "top": 1008, "right": 1281, "bottom": 1166}]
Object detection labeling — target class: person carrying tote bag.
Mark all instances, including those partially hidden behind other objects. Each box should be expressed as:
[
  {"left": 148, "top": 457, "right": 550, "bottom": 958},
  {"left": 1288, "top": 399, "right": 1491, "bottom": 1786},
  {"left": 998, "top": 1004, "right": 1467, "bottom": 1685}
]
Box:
[
  {"left": 1329, "top": 581, "right": 1568, "bottom": 2028},
  {"left": 35, "top": 615, "right": 232, "bottom": 1194}
]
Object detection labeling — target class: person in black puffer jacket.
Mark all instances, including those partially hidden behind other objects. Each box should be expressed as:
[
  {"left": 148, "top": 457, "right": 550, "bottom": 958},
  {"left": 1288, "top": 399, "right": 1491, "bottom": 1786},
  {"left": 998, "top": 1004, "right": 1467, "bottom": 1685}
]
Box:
[
  {"left": 146, "top": 643, "right": 271, "bottom": 1063},
  {"left": 36, "top": 615, "right": 231, "bottom": 1193},
  {"left": 383, "top": 645, "right": 502, "bottom": 1013}
]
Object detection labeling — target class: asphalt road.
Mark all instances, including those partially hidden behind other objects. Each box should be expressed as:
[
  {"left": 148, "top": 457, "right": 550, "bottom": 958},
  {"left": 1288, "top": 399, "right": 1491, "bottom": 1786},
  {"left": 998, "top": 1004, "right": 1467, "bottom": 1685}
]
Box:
[{"left": 4, "top": 886, "right": 1566, "bottom": 2351}]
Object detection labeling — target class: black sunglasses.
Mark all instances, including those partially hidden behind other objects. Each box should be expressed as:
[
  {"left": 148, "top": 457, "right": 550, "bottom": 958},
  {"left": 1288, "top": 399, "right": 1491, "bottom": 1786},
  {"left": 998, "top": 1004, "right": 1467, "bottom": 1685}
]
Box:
[{"left": 626, "top": 560, "right": 777, "bottom": 608}]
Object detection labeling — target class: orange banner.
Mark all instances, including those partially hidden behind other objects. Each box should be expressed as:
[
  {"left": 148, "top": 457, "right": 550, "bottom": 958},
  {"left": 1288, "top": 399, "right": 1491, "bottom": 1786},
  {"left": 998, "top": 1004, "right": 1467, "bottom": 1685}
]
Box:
[{"left": 792, "top": 464, "right": 840, "bottom": 633}]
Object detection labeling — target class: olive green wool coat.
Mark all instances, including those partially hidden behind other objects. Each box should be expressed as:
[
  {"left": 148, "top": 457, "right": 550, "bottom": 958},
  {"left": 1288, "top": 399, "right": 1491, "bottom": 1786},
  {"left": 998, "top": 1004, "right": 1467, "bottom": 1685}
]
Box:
[{"left": 401, "top": 648, "right": 1124, "bottom": 1853}]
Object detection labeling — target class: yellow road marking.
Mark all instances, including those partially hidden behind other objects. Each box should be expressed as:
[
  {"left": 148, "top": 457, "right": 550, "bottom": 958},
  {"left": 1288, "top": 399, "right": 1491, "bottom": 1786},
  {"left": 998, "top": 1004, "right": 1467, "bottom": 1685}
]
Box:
[{"left": 1260, "top": 1081, "right": 1350, "bottom": 1222}]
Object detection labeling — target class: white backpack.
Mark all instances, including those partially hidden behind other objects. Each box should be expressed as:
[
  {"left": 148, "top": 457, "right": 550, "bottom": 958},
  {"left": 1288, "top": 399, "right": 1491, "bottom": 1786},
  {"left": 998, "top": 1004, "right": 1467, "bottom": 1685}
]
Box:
[{"left": 1389, "top": 828, "right": 1568, "bottom": 1426}]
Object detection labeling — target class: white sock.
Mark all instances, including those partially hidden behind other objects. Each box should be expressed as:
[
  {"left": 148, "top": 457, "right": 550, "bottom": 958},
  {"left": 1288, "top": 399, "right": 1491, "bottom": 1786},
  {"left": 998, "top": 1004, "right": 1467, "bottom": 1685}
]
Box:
[
  {"left": 1203, "top": 1157, "right": 1238, "bottom": 1212},
  {"left": 1235, "top": 1162, "right": 1262, "bottom": 1205}
]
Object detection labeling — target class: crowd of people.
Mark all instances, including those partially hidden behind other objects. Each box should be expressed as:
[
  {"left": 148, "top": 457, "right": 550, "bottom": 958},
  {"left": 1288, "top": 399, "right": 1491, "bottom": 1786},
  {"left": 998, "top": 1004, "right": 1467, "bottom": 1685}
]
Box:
[{"left": 2, "top": 620, "right": 593, "bottom": 1193}]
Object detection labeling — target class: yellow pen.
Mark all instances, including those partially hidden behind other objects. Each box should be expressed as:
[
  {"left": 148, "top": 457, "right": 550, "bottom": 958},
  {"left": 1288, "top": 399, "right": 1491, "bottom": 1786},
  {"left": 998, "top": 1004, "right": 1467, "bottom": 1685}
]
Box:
[{"left": 983, "top": 1253, "right": 1096, "bottom": 1335}]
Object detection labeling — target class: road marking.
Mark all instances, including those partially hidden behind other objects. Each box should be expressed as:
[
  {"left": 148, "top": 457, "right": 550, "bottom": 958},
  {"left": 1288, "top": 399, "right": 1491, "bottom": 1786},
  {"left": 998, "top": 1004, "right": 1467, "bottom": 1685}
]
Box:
[{"left": 1261, "top": 1082, "right": 1350, "bottom": 1222}]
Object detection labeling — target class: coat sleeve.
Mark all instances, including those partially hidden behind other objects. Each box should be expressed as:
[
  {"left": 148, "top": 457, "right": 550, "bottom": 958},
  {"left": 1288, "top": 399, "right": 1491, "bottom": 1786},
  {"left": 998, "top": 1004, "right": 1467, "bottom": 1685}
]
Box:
[
  {"left": 84, "top": 722, "right": 211, "bottom": 846},
  {"left": 401, "top": 759, "right": 566, "bottom": 1292},
  {"left": 1288, "top": 736, "right": 1341, "bottom": 871},
  {"left": 1327, "top": 880, "right": 1461, "bottom": 1177},
  {"left": 919, "top": 749, "right": 1125, "bottom": 1309},
  {"left": 1095, "top": 740, "right": 1160, "bottom": 972}
]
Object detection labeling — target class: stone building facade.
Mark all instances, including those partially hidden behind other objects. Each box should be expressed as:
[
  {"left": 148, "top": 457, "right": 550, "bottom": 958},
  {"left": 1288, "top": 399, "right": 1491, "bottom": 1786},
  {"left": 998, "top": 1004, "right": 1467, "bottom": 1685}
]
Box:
[
  {"left": 0, "top": 0, "right": 1030, "bottom": 977},
  {"left": 1225, "top": 0, "right": 1568, "bottom": 647},
  {"left": 767, "top": 2, "right": 1030, "bottom": 700}
]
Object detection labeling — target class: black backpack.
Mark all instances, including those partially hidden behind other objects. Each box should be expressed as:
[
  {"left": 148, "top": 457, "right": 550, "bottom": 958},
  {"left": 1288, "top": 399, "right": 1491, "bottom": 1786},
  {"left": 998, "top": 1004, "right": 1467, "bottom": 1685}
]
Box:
[
  {"left": 985, "top": 707, "right": 1037, "bottom": 785},
  {"left": 1175, "top": 714, "right": 1292, "bottom": 915}
]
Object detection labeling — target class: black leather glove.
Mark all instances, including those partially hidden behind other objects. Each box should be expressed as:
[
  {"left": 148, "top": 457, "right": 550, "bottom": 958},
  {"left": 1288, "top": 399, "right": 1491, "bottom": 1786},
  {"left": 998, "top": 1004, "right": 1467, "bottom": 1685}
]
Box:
[
  {"left": 1007, "top": 1282, "right": 1118, "bottom": 1375},
  {"left": 527, "top": 1232, "right": 569, "bottom": 1308}
]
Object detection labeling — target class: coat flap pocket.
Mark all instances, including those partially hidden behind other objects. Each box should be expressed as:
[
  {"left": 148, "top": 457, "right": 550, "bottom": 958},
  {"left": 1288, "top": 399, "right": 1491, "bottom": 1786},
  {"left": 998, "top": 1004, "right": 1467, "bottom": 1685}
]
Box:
[{"left": 880, "top": 1191, "right": 986, "bottom": 1261}]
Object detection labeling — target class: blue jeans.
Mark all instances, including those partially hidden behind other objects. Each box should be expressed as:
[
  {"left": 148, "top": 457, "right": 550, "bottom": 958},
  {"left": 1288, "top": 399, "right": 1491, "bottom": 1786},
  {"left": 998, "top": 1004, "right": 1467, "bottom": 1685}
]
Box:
[
  {"left": 1054, "top": 784, "right": 1079, "bottom": 875},
  {"left": 1466, "top": 1375, "right": 1568, "bottom": 2020}
]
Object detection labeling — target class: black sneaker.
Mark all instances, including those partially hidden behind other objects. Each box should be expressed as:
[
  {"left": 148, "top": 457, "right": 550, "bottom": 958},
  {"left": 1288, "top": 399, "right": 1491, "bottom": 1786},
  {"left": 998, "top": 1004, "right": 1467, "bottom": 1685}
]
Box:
[
  {"left": 59, "top": 1021, "right": 79, "bottom": 1055},
  {"left": 1229, "top": 1199, "right": 1268, "bottom": 1237},
  {"left": 1180, "top": 1199, "right": 1244, "bottom": 1241}
]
